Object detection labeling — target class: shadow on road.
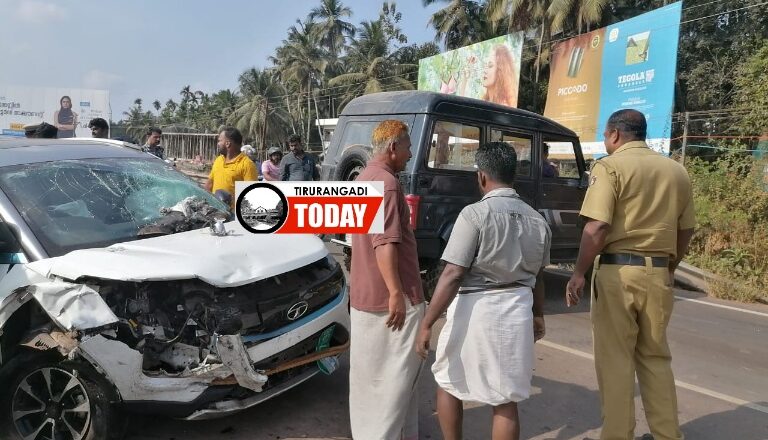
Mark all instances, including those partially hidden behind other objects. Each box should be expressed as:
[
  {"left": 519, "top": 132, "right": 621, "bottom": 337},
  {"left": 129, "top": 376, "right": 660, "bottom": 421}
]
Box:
[
  {"left": 542, "top": 269, "right": 592, "bottom": 316},
  {"left": 681, "top": 404, "right": 768, "bottom": 439}
]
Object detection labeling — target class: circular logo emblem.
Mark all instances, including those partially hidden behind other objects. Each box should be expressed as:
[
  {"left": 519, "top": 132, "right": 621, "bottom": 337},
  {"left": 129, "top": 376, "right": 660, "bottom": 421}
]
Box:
[
  {"left": 609, "top": 28, "right": 619, "bottom": 43},
  {"left": 591, "top": 34, "right": 601, "bottom": 49},
  {"left": 236, "top": 182, "right": 289, "bottom": 234},
  {"left": 286, "top": 301, "right": 309, "bottom": 321}
]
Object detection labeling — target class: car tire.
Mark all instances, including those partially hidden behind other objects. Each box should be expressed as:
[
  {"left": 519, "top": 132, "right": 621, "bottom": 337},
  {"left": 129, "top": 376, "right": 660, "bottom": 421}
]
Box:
[
  {"left": 0, "top": 350, "right": 126, "bottom": 440},
  {"left": 422, "top": 259, "right": 446, "bottom": 303},
  {"left": 335, "top": 150, "right": 369, "bottom": 182}
]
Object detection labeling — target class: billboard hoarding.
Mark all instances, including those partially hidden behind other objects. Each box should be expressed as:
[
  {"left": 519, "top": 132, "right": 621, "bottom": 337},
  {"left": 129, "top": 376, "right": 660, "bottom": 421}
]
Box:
[
  {"left": 0, "top": 85, "right": 110, "bottom": 138},
  {"left": 544, "top": 2, "right": 682, "bottom": 155},
  {"left": 418, "top": 33, "right": 524, "bottom": 108}
]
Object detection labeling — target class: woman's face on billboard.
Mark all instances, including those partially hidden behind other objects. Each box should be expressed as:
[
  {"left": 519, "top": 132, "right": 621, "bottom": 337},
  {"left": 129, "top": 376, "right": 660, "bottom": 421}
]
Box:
[
  {"left": 61, "top": 98, "right": 71, "bottom": 108},
  {"left": 483, "top": 55, "right": 497, "bottom": 88}
]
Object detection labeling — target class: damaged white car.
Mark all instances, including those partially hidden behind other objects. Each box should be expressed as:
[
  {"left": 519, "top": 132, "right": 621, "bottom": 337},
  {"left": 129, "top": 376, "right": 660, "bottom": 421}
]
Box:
[{"left": 0, "top": 139, "right": 350, "bottom": 440}]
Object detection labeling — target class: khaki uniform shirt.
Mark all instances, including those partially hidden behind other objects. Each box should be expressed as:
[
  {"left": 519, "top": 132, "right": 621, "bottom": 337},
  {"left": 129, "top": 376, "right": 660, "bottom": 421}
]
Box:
[
  {"left": 580, "top": 141, "right": 696, "bottom": 258},
  {"left": 441, "top": 188, "right": 551, "bottom": 289},
  {"left": 349, "top": 160, "right": 424, "bottom": 312}
]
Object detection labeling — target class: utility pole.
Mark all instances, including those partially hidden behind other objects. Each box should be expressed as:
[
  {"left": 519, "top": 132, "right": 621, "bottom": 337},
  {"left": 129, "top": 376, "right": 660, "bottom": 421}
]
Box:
[{"left": 681, "top": 111, "right": 689, "bottom": 166}]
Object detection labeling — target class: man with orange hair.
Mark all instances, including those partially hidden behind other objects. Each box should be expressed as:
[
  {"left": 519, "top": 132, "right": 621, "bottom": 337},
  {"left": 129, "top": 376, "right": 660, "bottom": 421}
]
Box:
[{"left": 348, "top": 119, "right": 425, "bottom": 439}]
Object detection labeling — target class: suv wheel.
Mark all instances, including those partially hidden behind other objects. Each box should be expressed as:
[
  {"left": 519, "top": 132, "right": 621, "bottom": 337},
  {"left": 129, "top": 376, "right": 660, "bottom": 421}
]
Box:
[
  {"left": 335, "top": 150, "right": 369, "bottom": 182},
  {"left": 0, "top": 351, "right": 125, "bottom": 440},
  {"left": 344, "top": 163, "right": 364, "bottom": 181}
]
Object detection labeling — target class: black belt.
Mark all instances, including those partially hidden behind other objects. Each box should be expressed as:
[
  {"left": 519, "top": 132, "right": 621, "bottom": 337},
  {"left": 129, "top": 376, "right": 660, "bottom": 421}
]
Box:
[
  {"left": 600, "top": 253, "right": 669, "bottom": 267},
  {"left": 458, "top": 281, "right": 528, "bottom": 294}
]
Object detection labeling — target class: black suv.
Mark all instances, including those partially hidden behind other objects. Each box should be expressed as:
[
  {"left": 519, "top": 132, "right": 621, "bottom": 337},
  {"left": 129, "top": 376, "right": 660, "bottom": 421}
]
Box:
[{"left": 321, "top": 91, "right": 588, "bottom": 294}]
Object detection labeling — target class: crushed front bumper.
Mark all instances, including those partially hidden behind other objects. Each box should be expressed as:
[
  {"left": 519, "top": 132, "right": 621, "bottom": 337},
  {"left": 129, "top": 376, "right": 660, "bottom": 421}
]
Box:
[{"left": 80, "top": 284, "right": 350, "bottom": 419}]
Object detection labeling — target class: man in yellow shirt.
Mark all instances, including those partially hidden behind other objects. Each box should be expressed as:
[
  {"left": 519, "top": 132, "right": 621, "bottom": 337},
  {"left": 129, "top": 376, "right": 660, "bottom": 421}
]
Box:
[{"left": 205, "top": 127, "right": 258, "bottom": 207}]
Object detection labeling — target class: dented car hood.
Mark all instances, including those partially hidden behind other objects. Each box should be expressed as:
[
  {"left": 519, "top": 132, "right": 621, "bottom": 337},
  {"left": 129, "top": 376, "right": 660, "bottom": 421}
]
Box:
[{"left": 27, "top": 221, "right": 328, "bottom": 288}]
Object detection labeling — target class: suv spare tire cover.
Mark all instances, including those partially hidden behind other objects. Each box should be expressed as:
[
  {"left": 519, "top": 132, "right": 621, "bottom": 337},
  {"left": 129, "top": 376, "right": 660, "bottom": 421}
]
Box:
[{"left": 335, "top": 148, "right": 370, "bottom": 181}]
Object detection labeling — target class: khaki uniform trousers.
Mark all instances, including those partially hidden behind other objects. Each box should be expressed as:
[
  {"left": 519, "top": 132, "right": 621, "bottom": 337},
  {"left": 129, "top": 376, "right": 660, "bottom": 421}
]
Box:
[{"left": 591, "top": 257, "right": 683, "bottom": 440}]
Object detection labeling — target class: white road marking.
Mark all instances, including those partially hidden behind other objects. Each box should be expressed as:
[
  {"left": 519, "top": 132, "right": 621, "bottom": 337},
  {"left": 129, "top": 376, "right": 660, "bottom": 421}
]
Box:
[
  {"left": 538, "top": 339, "right": 768, "bottom": 415},
  {"left": 674, "top": 296, "right": 768, "bottom": 318}
]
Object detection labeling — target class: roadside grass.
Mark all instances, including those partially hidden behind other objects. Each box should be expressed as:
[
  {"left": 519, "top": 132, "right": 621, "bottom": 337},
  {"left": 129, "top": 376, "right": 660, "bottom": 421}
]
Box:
[{"left": 685, "top": 153, "right": 768, "bottom": 303}]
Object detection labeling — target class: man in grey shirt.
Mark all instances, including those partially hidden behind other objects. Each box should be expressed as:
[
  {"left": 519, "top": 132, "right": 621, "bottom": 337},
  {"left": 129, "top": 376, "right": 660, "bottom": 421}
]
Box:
[
  {"left": 280, "top": 134, "right": 319, "bottom": 181},
  {"left": 415, "top": 141, "right": 551, "bottom": 440}
]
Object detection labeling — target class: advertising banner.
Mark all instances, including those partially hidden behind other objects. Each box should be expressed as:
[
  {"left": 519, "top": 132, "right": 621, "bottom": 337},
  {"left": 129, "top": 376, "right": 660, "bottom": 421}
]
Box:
[
  {"left": 0, "top": 85, "right": 110, "bottom": 138},
  {"left": 544, "top": 2, "right": 682, "bottom": 155},
  {"left": 418, "top": 33, "right": 524, "bottom": 108}
]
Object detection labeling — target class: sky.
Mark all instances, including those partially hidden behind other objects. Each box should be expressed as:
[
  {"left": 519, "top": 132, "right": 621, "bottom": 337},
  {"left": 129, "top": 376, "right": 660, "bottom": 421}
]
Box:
[{"left": 0, "top": 0, "right": 442, "bottom": 121}]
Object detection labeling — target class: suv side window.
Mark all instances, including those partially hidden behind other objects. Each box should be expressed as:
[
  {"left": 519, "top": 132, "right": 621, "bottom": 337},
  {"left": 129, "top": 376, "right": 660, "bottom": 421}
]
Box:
[
  {"left": 427, "top": 121, "right": 481, "bottom": 171},
  {"left": 338, "top": 121, "right": 379, "bottom": 154},
  {"left": 490, "top": 129, "right": 533, "bottom": 177},
  {"left": 542, "top": 138, "right": 581, "bottom": 179}
]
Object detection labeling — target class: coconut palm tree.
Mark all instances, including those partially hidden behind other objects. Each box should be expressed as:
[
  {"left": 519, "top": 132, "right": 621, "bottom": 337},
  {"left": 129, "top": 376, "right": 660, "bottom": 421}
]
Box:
[
  {"left": 122, "top": 98, "right": 155, "bottom": 142},
  {"left": 485, "top": 0, "right": 610, "bottom": 82},
  {"left": 328, "top": 20, "right": 416, "bottom": 108},
  {"left": 229, "top": 68, "right": 291, "bottom": 147},
  {"left": 423, "top": 0, "right": 489, "bottom": 50},
  {"left": 308, "top": 0, "right": 356, "bottom": 57},
  {"left": 271, "top": 19, "right": 328, "bottom": 143}
]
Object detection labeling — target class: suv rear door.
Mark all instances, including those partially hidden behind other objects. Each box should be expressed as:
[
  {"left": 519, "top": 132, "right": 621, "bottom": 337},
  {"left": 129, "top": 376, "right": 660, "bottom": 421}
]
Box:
[{"left": 413, "top": 118, "right": 483, "bottom": 258}]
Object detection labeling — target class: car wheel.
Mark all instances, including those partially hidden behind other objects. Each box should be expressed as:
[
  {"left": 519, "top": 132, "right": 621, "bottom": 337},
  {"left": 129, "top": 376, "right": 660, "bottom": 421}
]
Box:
[
  {"left": 344, "top": 162, "right": 364, "bottom": 181},
  {"left": 0, "top": 351, "right": 125, "bottom": 440},
  {"left": 422, "top": 259, "right": 446, "bottom": 303},
  {"left": 334, "top": 149, "right": 369, "bottom": 182}
]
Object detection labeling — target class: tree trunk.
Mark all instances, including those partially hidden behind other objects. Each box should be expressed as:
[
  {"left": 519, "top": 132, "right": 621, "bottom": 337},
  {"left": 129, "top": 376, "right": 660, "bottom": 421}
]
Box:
[
  {"left": 535, "top": 20, "right": 549, "bottom": 84},
  {"left": 285, "top": 96, "right": 297, "bottom": 135},
  {"left": 297, "top": 90, "right": 303, "bottom": 137},
  {"left": 306, "top": 76, "right": 312, "bottom": 146},
  {"left": 261, "top": 98, "right": 269, "bottom": 150},
  {"left": 313, "top": 93, "right": 323, "bottom": 142}
]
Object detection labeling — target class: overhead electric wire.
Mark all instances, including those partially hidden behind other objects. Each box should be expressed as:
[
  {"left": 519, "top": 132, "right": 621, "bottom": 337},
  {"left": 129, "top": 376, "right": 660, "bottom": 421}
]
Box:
[
  {"left": 132, "top": 0, "right": 768, "bottom": 127},
  {"left": 169, "top": 0, "right": 768, "bottom": 114}
]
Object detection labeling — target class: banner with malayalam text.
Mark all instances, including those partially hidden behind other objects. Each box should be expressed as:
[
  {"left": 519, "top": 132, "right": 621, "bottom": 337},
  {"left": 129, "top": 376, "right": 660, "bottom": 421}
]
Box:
[{"left": 0, "top": 85, "right": 110, "bottom": 138}]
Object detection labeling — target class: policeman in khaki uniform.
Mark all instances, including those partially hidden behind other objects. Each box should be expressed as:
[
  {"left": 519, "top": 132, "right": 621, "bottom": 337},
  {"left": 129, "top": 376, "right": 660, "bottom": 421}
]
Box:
[{"left": 566, "top": 109, "right": 696, "bottom": 440}]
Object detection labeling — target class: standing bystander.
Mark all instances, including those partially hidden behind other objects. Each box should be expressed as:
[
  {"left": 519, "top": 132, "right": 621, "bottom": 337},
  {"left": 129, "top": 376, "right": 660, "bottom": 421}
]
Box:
[
  {"left": 279, "top": 134, "right": 319, "bottom": 181},
  {"left": 566, "top": 109, "right": 696, "bottom": 440},
  {"left": 416, "top": 142, "right": 550, "bottom": 440},
  {"left": 204, "top": 127, "right": 258, "bottom": 208},
  {"left": 348, "top": 120, "right": 425, "bottom": 440},
  {"left": 262, "top": 147, "right": 283, "bottom": 181},
  {"left": 142, "top": 127, "right": 165, "bottom": 159},
  {"left": 88, "top": 118, "right": 109, "bottom": 138}
]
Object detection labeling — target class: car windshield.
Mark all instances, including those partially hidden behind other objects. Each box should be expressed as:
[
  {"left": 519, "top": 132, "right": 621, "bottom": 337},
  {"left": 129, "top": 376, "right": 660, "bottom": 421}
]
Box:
[{"left": 0, "top": 157, "right": 230, "bottom": 257}]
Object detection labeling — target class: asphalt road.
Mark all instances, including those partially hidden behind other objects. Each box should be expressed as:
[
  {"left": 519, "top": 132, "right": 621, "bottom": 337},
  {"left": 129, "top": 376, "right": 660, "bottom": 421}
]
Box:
[{"left": 127, "top": 243, "right": 768, "bottom": 440}]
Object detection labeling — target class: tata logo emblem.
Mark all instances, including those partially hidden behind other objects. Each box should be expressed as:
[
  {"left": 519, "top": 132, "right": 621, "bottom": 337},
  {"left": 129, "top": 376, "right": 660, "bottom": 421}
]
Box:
[{"left": 286, "top": 301, "right": 309, "bottom": 321}]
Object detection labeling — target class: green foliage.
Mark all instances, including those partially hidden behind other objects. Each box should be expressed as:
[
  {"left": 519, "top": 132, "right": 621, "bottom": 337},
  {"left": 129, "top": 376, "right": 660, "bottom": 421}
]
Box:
[
  {"left": 685, "top": 153, "right": 768, "bottom": 302},
  {"left": 732, "top": 40, "right": 768, "bottom": 135},
  {"left": 118, "top": 0, "right": 767, "bottom": 150},
  {"left": 677, "top": 0, "right": 768, "bottom": 112}
]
